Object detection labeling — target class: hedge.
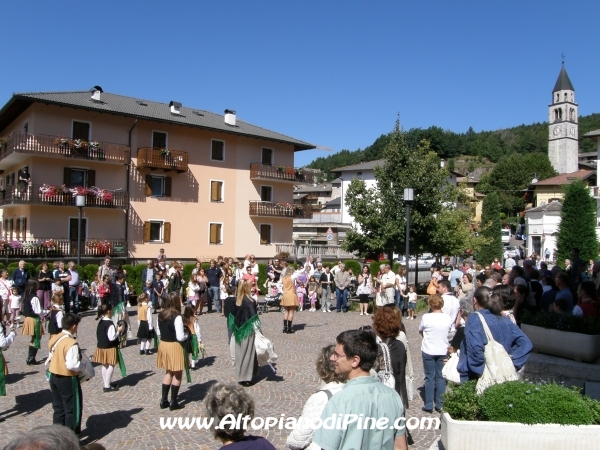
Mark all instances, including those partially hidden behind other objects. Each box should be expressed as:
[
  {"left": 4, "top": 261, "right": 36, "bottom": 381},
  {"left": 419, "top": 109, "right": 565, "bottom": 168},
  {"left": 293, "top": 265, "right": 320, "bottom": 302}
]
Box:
[
  {"left": 369, "top": 260, "right": 390, "bottom": 277},
  {"left": 344, "top": 260, "right": 362, "bottom": 277}
]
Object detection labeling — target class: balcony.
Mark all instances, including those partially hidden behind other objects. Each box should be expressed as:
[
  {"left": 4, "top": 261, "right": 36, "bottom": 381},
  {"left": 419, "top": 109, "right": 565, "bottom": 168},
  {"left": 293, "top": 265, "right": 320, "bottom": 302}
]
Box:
[
  {"left": 249, "top": 201, "right": 313, "bottom": 219},
  {"left": 0, "top": 132, "right": 130, "bottom": 165},
  {"left": 0, "top": 185, "right": 128, "bottom": 209},
  {"left": 137, "top": 147, "right": 188, "bottom": 172},
  {"left": 250, "top": 163, "right": 315, "bottom": 184},
  {"left": 0, "top": 238, "right": 127, "bottom": 259},
  {"left": 274, "top": 243, "right": 357, "bottom": 259}
]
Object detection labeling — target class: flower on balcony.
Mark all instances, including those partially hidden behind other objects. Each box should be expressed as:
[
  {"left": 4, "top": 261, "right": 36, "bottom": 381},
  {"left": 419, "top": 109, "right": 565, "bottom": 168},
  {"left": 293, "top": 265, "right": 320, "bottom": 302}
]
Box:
[
  {"left": 87, "top": 239, "right": 112, "bottom": 255},
  {"left": 72, "top": 139, "right": 88, "bottom": 150},
  {"left": 89, "top": 187, "right": 113, "bottom": 202},
  {"left": 22, "top": 241, "right": 39, "bottom": 251},
  {"left": 69, "top": 186, "right": 90, "bottom": 196},
  {"left": 89, "top": 141, "right": 101, "bottom": 150},
  {"left": 0, "top": 239, "right": 8, "bottom": 250},
  {"left": 41, "top": 239, "right": 57, "bottom": 250},
  {"left": 294, "top": 204, "right": 304, "bottom": 210},
  {"left": 9, "top": 240, "right": 23, "bottom": 250},
  {"left": 277, "top": 165, "right": 286, "bottom": 172},
  {"left": 40, "top": 184, "right": 68, "bottom": 198},
  {"left": 161, "top": 148, "right": 171, "bottom": 157},
  {"left": 54, "top": 136, "right": 70, "bottom": 147},
  {"left": 276, "top": 202, "right": 294, "bottom": 210}
]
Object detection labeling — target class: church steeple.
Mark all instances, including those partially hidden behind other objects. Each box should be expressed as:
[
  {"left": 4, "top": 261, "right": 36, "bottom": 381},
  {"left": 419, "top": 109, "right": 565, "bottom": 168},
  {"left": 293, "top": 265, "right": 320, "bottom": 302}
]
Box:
[
  {"left": 553, "top": 64, "right": 575, "bottom": 92},
  {"left": 548, "top": 64, "right": 578, "bottom": 174}
]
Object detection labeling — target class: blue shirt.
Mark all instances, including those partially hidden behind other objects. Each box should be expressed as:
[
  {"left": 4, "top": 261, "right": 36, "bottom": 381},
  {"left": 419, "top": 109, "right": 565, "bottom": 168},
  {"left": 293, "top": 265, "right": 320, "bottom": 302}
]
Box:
[
  {"left": 449, "top": 269, "right": 464, "bottom": 288},
  {"left": 555, "top": 288, "right": 574, "bottom": 313},
  {"left": 206, "top": 267, "right": 222, "bottom": 287},
  {"left": 457, "top": 309, "right": 532, "bottom": 382}
]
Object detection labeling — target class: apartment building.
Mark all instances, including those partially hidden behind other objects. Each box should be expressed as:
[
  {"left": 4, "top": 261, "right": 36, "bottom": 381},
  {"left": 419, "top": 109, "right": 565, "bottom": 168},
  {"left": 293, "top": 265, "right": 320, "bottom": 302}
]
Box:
[{"left": 0, "top": 87, "right": 314, "bottom": 261}]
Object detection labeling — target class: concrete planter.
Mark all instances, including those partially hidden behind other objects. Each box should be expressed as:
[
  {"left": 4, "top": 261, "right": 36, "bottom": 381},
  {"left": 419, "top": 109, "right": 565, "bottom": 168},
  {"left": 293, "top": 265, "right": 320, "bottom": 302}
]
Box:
[
  {"left": 522, "top": 324, "right": 600, "bottom": 363},
  {"left": 441, "top": 412, "right": 600, "bottom": 450}
]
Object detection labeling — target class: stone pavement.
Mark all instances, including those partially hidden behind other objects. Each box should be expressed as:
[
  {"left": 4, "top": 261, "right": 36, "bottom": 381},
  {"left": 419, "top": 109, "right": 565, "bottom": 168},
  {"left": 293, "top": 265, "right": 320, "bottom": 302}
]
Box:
[{"left": 0, "top": 305, "right": 441, "bottom": 449}]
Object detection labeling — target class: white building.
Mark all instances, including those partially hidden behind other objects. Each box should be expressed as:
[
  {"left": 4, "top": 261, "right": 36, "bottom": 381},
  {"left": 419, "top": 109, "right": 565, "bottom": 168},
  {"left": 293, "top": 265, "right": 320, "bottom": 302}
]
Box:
[{"left": 525, "top": 201, "right": 562, "bottom": 257}]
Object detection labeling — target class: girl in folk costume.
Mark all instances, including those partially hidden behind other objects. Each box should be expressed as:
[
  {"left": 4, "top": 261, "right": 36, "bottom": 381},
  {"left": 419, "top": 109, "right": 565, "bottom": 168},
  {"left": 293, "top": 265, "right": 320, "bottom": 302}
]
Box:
[
  {"left": 228, "top": 280, "right": 259, "bottom": 386},
  {"left": 281, "top": 267, "right": 300, "bottom": 333},
  {"left": 182, "top": 306, "right": 202, "bottom": 371},
  {"left": 22, "top": 280, "right": 47, "bottom": 365},
  {"left": 156, "top": 293, "right": 187, "bottom": 411},
  {"left": 0, "top": 321, "right": 16, "bottom": 397},
  {"left": 94, "top": 304, "right": 126, "bottom": 393},
  {"left": 136, "top": 293, "right": 154, "bottom": 355},
  {"left": 48, "top": 293, "right": 64, "bottom": 338}
]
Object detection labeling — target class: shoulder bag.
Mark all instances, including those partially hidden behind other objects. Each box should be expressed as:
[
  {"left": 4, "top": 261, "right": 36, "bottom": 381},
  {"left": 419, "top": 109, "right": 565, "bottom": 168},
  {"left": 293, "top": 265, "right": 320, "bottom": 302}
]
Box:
[
  {"left": 376, "top": 341, "right": 396, "bottom": 389},
  {"left": 442, "top": 350, "right": 461, "bottom": 384}
]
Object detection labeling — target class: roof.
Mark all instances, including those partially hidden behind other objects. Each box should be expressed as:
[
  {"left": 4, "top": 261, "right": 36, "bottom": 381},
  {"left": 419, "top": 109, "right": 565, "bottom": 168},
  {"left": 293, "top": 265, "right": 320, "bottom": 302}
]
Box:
[
  {"left": 579, "top": 152, "right": 597, "bottom": 158},
  {"left": 532, "top": 169, "right": 594, "bottom": 186},
  {"left": 331, "top": 159, "right": 384, "bottom": 172},
  {"left": 293, "top": 184, "right": 332, "bottom": 193},
  {"left": 324, "top": 197, "right": 341, "bottom": 208},
  {"left": 553, "top": 65, "right": 575, "bottom": 92},
  {"left": 526, "top": 201, "right": 562, "bottom": 214},
  {"left": 584, "top": 129, "right": 600, "bottom": 140},
  {"left": 0, "top": 90, "right": 315, "bottom": 151},
  {"left": 293, "top": 193, "right": 307, "bottom": 200}
]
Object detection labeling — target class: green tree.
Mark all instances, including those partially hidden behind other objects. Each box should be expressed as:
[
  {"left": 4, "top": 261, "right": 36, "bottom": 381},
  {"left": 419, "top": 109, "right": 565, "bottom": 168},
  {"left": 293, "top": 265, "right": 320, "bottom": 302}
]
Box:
[
  {"left": 448, "top": 158, "right": 455, "bottom": 171},
  {"left": 556, "top": 180, "right": 599, "bottom": 265},
  {"left": 478, "top": 191, "right": 503, "bottom": 265}
]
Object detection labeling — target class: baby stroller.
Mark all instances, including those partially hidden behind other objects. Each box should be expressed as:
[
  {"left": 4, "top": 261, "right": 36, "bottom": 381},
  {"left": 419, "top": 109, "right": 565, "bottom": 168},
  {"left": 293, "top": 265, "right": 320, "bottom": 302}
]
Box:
[{"left": 261, "top": 282, "right": 283, "bottom": 313}]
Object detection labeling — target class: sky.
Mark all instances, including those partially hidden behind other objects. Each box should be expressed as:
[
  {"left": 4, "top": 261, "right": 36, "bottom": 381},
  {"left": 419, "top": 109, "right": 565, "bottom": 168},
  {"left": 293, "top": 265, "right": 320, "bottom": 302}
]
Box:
[{"left": 1, "top": 1, "right": 599, "bottom": 167}]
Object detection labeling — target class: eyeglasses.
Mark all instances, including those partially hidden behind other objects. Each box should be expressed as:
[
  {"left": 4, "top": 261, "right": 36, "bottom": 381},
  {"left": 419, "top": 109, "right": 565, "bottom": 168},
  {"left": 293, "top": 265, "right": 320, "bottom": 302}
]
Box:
[{"left": 331, "top": 351, "right": 348, "bottom": 360}]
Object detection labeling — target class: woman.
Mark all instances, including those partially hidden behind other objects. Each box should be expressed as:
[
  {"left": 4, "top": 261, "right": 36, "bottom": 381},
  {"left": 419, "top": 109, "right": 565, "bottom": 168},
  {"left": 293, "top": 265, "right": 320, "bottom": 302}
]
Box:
[
  {"left": 457, "top": 286, "right": 532, "bottom": 383},
  {"left": 37, "top": 262, "right": 54, "bottom": 310},
  {"left": 286, "top": 345, "right": 345, "bottom": 450},
  {"left": 0, "top": 269, "right": 14, "bottom": 326},
  {"left": 357, "top": 265, "right": 372, "bottom": 316},
  {"left": 280, "top": 267, "right": 299, "bottom": 333},
  {"left": 196, "top": 268, "right": 208, "bottom": 315},
  {"left": 512, "top": 282, "right": 529, "bottom": 326},
  {"left": 21, "top": 280, "right": 46, "bottom": 365},
  {"left": 456, "top": 273, "right": 474, "bottom": 300},
  {"left": 573, "top": 281, "right": 600, "bottom": 320},
  {"left": 156, "top": 293, "right": 187, "bottom": 410},
  {"left": 418, "top": 294, "right": 452, "bottom": 413},
  {"left": 228, "top": 280, "right": 259, "bottom": 386},
  {"left": 492, "top": 284, "right": 516, "bottom": 324},
  {"left": 241, "top": 266, "right": 257, "bottom": 301}
]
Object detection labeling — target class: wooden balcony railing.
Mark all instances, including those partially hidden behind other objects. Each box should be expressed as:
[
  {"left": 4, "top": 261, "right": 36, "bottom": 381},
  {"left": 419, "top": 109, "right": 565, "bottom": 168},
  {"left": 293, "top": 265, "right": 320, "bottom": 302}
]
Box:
[
  {"left": 0, "top": 185, "right": 128, "bottom": 209},
  {"left": 274, "top": 243, "right": 358, "bottom": 259},
  {"left": 0, "top": 237, "right": 127, "bottom": 259},
  {"left": 137, "top": 147, "right": 188, "bottom": 172},
  {"left": 0, "top": 132, "right": 130, "bottom": 164},
  {"left": 250, "top": 163, "right": 315, "bottom": 184},
  {"left": 249, "top": 201, "right": 313, "bottom": 219}
]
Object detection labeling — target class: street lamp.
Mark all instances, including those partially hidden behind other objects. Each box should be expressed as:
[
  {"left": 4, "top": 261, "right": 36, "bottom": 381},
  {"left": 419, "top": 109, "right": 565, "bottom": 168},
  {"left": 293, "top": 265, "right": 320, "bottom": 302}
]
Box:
[
  {"left": 404, "top": 188, "right": 414, "bottom": 275},
  {"left": 76, "top": 195, "right": 86, "bottom": 266}
]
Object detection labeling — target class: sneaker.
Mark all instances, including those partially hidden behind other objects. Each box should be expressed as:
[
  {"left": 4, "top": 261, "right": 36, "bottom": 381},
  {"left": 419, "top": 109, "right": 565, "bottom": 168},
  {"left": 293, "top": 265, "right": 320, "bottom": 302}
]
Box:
[
  {"left": 127, "top": 302, "right": 131, "bottom": 307},
  {"left": 365, "top": 312, "right": 370, "bottom": 316},
  {"left": 360, "top": 313, "right": 364, "bottom": 316}
]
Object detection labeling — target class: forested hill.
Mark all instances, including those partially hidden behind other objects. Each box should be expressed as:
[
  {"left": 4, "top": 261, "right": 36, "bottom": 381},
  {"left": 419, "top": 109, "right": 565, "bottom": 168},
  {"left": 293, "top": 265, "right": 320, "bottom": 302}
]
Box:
[{"left": 308, "top": 113, "right": 600, "bottom": 178}]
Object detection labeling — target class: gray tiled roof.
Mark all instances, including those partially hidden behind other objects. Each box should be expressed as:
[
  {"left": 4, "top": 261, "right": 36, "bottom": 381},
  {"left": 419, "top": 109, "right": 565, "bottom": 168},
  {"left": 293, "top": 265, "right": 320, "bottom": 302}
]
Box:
[
  {"left": 526, "top": 201, "right": 562, "bottom": 214},
  {"left": 553, "top": 66, "right": 574, "bottom": 92},
  {"left": 584, "top": 129, "right": 600, "bottom": 139},
  {"left": 332, "top": 159, "right": 384, "bottom": 172},
  {"left": 1, "top": 90, "right": 314, "bottom": 150}
]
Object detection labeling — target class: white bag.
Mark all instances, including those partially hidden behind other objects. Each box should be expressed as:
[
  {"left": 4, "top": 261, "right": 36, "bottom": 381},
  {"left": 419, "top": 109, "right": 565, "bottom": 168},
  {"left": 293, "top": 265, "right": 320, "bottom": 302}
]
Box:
[
  {"left": 442, "top": 351, "right": 461, "bottom": 384},
  {"left": 376, "top": 341, "right": 396, "bottom": 389},
  {"left": 254, "top": 329, "right": 278, "bottom": 367},
  {"left": 475, "top": 312, "right": 518, "bottom": 395}
]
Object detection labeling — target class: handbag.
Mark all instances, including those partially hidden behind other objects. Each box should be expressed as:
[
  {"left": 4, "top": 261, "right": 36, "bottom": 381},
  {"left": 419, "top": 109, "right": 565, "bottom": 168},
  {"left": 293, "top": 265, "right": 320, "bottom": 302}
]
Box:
[
  {"left": 442, "top": 351, "right": 461, "bottom": 384},
  {"left": 475, "top": 312, "right": 518, "bottom": 394},
  {"left": 254, "top": 329, "right": 278, "bottom": 367},
  {"left": 426, "top": 281, "right": 437, "bottom": 295},
  {"left": 376, "top": 341, "right": 396, "bottom": 389}
]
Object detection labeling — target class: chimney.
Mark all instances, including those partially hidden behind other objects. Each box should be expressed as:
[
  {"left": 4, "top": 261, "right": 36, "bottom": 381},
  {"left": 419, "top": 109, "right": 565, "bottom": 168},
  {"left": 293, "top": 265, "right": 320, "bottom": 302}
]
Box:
[
  {"left": 90, "top": 86, "right": 103, "bottom": 102},
  {"left": 169, "top": 101, "right": 182, "bottom": 115},
  {"left": 224, "top": 109, "right": 236, "bottom": 126}
]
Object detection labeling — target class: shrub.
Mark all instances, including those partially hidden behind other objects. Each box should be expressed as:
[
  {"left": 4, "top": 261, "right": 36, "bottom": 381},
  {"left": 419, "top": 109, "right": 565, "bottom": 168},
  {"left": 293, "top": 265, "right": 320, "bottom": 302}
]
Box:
[
  {"left": 8, "top": 262, "right": 35, "bottom": 278},
  {"left": 344, "top": 260, "right": 361, "bottom": 276},
  {"left": 416, "top": 298, "right": 429, "bottom": 313},
  {"left": 443, "top": 381, "right": 480, "bottom": 421},
  {"left": 83, "top": 264, "right": 99, "bottom": 283},
  {"left": 257, "top": 263, "right": 267, "bottom": 294},
  {"left": 369, "top": 260, "right": 390, "bottom": 277},
  {"left": 522, "top": 310, "right": 600, "bottom": 335},
  {"left": 182, "top": 263, "right": 196, "bottom": 285},
  {"left": 122, "top": 264, "right": 143, "bottom": 296}
]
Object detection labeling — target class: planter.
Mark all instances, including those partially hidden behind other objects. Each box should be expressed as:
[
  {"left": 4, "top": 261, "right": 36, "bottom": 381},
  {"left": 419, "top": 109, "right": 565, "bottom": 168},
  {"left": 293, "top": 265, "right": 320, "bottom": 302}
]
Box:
[
  {"left": 442, "top": 412, "right": 600, "bottom": 450},
  {"left": 522, "top": 324, "right": 600, "bottom": 363}
]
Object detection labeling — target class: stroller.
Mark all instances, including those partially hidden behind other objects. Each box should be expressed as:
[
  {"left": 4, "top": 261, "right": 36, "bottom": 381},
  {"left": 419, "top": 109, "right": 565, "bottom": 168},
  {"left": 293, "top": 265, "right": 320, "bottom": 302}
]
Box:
[{"left": 260, "top": 282, "right": 283, "bottom": 313}]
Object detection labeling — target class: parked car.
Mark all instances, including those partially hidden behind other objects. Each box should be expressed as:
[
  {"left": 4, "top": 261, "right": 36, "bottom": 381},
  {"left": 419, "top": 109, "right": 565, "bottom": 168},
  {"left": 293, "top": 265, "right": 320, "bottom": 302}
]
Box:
[
  {"left": 502, "top": 229, "right": 511, "bottom": 245},
  {"left": 393, "top": 253, "right": 436, "bottom": 268},
  {"left": 504, "top": 246, "right": 522, "bottom": 260}
]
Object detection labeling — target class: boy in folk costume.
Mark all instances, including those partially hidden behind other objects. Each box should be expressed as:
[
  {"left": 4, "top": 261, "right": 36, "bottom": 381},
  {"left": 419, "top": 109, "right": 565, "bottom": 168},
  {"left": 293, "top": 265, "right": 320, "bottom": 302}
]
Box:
[
  {"left": 0, "top": 321, "right": 16, "bottom": 400},
  {"left": 136, "top": 293, "right": 154, "bottom": 355},
  {"left": 182, "top": 306, "right": 202, "bottom": 371},
  {"left": 48, "top": 293, "right": 64, "bottom": 338},
  {"left": 21, "top": 280, "right": 47, "bottom": 365},
  {"left": 94, "top": 304, "right": 126, "bottom": 393}
]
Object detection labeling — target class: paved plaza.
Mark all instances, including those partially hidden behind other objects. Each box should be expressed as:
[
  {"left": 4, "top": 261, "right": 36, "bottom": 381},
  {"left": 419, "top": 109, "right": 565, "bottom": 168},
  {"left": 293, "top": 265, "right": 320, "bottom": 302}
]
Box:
[{"left": 0, "top": 303, "right": 441, "bottom": 449}]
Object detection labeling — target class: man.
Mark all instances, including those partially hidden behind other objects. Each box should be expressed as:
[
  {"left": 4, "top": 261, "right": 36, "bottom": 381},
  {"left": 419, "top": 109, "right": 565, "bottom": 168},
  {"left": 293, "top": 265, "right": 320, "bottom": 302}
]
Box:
[
  {"left": 67, "top": 262, "right": 80, "bottom": 314},
  {"left": 11, "top": 260, "right": 29, "bottom": 296},
  {"left": 440, "top": 258, "right": 452, "bottom": 281},
  {"left": 4, "top": 425, "right": 81, "bottom": 450},
  {"left": 554, "top": 272, "right": 574, "bottom": 314},
  {"left": 319, "top": 265, "right": 334, "bottom": 313},
  {"left": 491, "top": 258, "right": 502, "bottom": 272},
  {"left": 449, "top": 265, "right": 464, "bottom": 290},
  {"left": 17, "top": 166, "right": 31, "bottom": 195},
  {"left": 379, "top": 264, "right": 396, "bottom": 306},
  {"left": 47, "top": 313, "right": 83, "bottom": 434},
  {"left": 97, "top": 257, "right": 114, "bottom": 283},
  {"left": 168, "top": 263, "right": 183, "bottom": 294},
  {"left": 502, "top": 249, "right": 509, "bottom": 266},
  {"left": 564, "top": 258, "right": 571, "bottom": 273},
  {"left": 544, "top": 248, "right": 551, "bottom": 262},
  {"left": 331, "top": 260, "right": 343, "bottom": 276},
  {"left": 313, "top": 329, "right": 406, "bottom": 450},
  {"left": 570, "top": 248, "right": 584, "bottom": 285},
  {"left": 205, "top": 259, "right": 223, "bottom": 314},
  {"left": 437, "top": 280, "right": 460, "bottom": 337},
  {"left": 395, "top": 266, "right": 407, "bottom": 314},
  {"left": 504, "top": 255, "right": 516, "bottom": 270},
  {"left": 141, "top": 260, "right": 156, "bottom": 308},
  {"left": 272, "top": 258, "right": 283, "bottom": 283},
  {"left": 333, "top": 263, "right": 350, "bottom": 313},
  {"left": 54, "top": 261, "right": 72, "bottom": 314}
]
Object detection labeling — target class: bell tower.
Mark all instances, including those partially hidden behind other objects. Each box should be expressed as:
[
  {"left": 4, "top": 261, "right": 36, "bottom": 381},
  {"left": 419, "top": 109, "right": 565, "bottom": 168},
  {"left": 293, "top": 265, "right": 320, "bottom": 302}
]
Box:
[{"left": 548, "top": 63, "right": 578, "bottom": 174}]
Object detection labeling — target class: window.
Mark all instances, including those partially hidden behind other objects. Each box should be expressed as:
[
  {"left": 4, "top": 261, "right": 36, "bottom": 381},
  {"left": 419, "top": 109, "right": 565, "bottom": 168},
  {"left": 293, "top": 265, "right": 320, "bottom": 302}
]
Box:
[
  {"left": 143, "top": 221, "right": 171, "bottom": 243},
  {"left": 16, "top": 217, "right": 27, "bottom": 240},
  {"left": 63, "top": 168, "right": 95, "bottom": 188},
  {"left": 3, "top": 218, "right": 13, "bottom": 240},
  {"left": 209, "top": 223, "right": 223, "bottom": 244},
  {"left": 260, "top": 224, "right": 272, "bottom": 245},
  {"left": 210, "top": 180, "right": 224, "bottom": 202},
  {"left": 261, "top": 148, "right": 273, "bottom": 165},
  {"left": 72, "top": 121, "right": 90, "bottom": 141},
  {"left": 211, "top": 140, "right": 225, "bottom": 161},
  {"left": 260, "top": 186, "right": 272, "bottom": 202},
  {"left": 145, "top": 175, "right": 172, "bottom": 197},
  {"left": 152, "top": 131, "right": 167, "bottom": 149},
  {"left": 23, "top": 122, "right": 28, "bottom": 134}
]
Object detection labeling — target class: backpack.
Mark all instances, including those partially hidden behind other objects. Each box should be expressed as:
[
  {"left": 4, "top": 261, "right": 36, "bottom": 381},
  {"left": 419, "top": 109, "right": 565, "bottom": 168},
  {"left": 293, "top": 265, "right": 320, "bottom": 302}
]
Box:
[{"left": 376, "top": 341, "right": 396, "bottom": 389}]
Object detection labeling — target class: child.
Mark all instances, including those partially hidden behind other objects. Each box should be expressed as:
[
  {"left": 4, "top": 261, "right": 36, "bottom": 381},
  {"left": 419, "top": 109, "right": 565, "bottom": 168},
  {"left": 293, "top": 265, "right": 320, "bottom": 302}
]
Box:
[
  {"left": 94, "top": 304, "right": 125, "bottom": 392},
  {"left": 307, "top": 275, "right": 318, "bottom": 312},
  {"left": 295, "top": 278, "right": 306, "bottom": 312},
  {"left": 51, "top": 278, "right": 64, "bottom": 296},
  {"left": 98, "top": 275, "right": 111, "bottom": 306},
  {"left": 9, "top": 287, "right": 21, "bottom": 328},
  {"left": 136, "top": 293, "right": 154, "bottom": 355},
  {"left": 143, "top": 280, "right": 153, "bottom": 309},
  {"left": 182, "top": 306, "right": 202, "bottom": 370},
  {"left": 407, "top": 285, "right": 418, "bottom": 320},
  {"left": 89, "top": 275, "right": 99, "bottom": 310},
  {"left": 47, "top": 293, "right": 64, "bottom": 338}
]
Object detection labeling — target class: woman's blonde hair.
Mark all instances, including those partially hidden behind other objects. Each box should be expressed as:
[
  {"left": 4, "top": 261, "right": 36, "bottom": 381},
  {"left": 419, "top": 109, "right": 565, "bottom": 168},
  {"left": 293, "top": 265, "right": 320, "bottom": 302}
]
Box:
[{"left": 236, "top": 279, "right": 252, "bottom": 306}]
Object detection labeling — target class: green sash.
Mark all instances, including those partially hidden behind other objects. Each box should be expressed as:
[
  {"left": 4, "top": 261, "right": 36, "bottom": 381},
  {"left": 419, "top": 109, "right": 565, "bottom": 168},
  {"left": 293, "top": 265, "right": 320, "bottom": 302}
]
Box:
[
  {"left": 153, "top": 331, "right": 159, "bottom": 348},
  {"left": 71, "top": 377, "right": 82, "bottom": 432},
  {"left": 112, "top": 302, "right": 125, "bottom": 318},
  {"left": 33, "top": 316, "right": 42, "bottom": 349},
  {"left": 182, "top": 343, "right": 191, "bottom": 383},
  {"left": 191, "top": 334, "right": 199, "bottom": 360},
  {"left": 228, "top": 314, "right": 260, "bottom": 344},
  {"left": 0, "top": 349, "right": 6, "bottom": 396},
  {"left": 116, "top": 348, "right": 127, "bottom": 377}
]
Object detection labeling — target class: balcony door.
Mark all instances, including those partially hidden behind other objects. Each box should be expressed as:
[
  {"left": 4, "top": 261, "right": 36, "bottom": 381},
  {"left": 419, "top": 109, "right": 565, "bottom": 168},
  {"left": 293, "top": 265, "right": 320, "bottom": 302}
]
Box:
[{"left": 69, "top": 218, "right": 87, "bottom": 256}]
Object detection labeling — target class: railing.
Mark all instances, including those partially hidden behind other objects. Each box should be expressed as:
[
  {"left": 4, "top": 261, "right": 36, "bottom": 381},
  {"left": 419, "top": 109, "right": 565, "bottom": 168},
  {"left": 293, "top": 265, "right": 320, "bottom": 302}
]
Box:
[
  {"left": 250, "top": 163, "right": 315, "bottom": 184},
  {"left": 294, "top": 212, "right": 344, "bottom": 224},
  {"left": 0, "top": 185, "right": 128, "bottom": 209},
  {"left": 0, "top": 132, "right": 130, "bottom": 164},
  {"left": 274, "top": 243, "right": 358, "bottom": 259},
  {"left": 137, "top": 147, "right": 188, "bottom": 172},
  {"left": 0, "top": 238, "right": 127, "bottom": 258},
  {"left": 249, "top": 201, "right": 313, "bottom": 219}
]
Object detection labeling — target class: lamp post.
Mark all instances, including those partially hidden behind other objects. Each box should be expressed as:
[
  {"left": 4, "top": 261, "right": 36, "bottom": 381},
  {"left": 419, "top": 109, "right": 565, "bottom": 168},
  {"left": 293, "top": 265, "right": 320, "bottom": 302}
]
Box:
[
  {"left": 404, "top": 188, "right": 414, "bottom": 278},
  {"left": 76, "top": 195, "right": 86, "bottom": 266}
]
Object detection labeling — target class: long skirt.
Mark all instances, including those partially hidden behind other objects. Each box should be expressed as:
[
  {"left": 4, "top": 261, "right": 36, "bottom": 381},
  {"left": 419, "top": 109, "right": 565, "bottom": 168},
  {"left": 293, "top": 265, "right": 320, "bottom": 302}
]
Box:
[{"left": 232, "top": 333, "right": 258, "bottom": 382}]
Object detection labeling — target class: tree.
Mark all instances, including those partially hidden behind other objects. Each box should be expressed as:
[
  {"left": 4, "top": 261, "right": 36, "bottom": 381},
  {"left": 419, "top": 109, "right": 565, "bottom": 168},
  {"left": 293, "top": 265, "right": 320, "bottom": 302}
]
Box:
[
  {"left": 556, "top": 180, "right": 599, "bottom": 266},
  {"left": 478, "top": 191, "right": 503, "bottom": 265}
]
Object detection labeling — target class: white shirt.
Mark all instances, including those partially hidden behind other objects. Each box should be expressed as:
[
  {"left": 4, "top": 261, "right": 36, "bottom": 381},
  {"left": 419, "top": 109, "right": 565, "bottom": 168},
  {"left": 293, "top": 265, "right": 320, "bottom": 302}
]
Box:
[
  {"left": 54, "top": 309, "right": 64, "bottom": 330},
  {"left": 408, "top": 292, "right": 417, "bottom": 303},
  {"left": 395, "top": 274, "right": 407, "bottom": 291},
  {"left": 381, "top": 271, "right": 396, "bottom": 297},
  {"left": 10, "top": 294, "right": 21, "bottom": 309},
  {"left": 0, "top": 323, "right": 16, "bottom": 348},
  {"left": 0, "top": 278, "right": 14, "bottom": 300},
  {"left": 156, "top": 315, "right": 186, "bottom": 341},
  {"left": 419, "top": 312, "right": 452, "bottom": 356},
  {"left": 101, "top": 317, "right": 118, "bottom": 342},
  {"left": 441, "top": 293, "right": 460, "bottom": 332},
  {"left": 30, "top": 296, "right": 43, "bottom": 315}
]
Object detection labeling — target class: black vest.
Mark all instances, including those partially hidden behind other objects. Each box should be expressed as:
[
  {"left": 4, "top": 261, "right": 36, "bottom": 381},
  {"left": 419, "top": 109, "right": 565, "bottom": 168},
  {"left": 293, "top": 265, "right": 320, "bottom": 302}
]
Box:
[
  {"left": 96, "top": 319, "right": 118, "bottom": 349},
  {"left": 48, "top": 310, "right": 62, "bottom": 335},
  {"left": 158, "top": 317, "right": 177, "bottom": 342},
  {"left": 22, "top": 294, "right": 37, "bottom": 318}
]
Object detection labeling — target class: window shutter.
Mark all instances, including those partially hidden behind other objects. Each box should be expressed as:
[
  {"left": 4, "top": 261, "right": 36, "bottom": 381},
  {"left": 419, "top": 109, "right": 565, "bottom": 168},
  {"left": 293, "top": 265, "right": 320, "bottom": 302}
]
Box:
[
  {"left": 211, "top": 181, "right": 222, "bottom": 202},
  {"left": 143, "top": 221, "right": 151, "bottom": 242},
  {"left": 22, "top": 217, "right": 26, "bottom": 240},
  {"left": 87, "top": 170, "right": 96, "bottom": 187},
  {"left": 164, "top": 222, "right": 171, "bottom": 243},
  {"left": 3, "top": 219, "right": 7, "bottom": 239},
  {"left": 164, "top": 176, "right": 172, "bottom": 197},
  {"left": 15, "top": 218, "right": 20, "bottom": 240},
  {"left": 145, "top": 175, "right": 152, "bottom": 197},
  {"left": 210, "top": 223, "right": 220, "bottom": 244},
  {"left": 64, "top": 167, "right": 72, "bottom": 187},
  {"left": 9, "top": 218, "right": 13, "bottom": 241}
]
